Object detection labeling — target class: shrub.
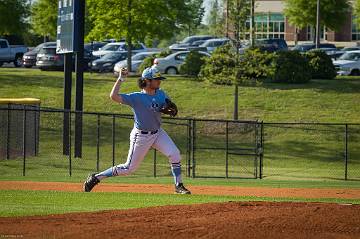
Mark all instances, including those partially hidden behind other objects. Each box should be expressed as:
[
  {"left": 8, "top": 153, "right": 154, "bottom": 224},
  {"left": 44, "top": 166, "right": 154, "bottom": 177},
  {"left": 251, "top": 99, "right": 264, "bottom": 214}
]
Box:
[
  {"left": 200, "top": 46, "right": 275, "bottom": 85},
  {"left": 305, "top": 50, "right": 336, "bottom": 79},
  {"left": 179, "top": 51, "right": 207, "bottom": 76},
  {"left": 199, "top": 45, "right": 237, "bottom": 85},
  {"left": 272, "top": 51, "right": 312, "bottom": 83},
  {"left": 235, "top": 48, "right": 276, "bottom": 84}
]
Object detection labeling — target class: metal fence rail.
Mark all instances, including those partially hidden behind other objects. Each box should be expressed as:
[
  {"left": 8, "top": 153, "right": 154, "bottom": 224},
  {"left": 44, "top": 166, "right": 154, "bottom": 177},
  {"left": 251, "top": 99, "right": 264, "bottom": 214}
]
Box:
[{"left": 0, "top": 105, "right": 359, "bottom": 181}]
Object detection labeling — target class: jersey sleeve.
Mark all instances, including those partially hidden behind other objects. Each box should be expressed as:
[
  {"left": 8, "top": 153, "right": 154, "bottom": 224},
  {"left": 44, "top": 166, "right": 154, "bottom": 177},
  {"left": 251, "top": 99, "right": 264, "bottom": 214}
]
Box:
[{"left": 119, "top": 93, "right": 137, "bottom": 107}]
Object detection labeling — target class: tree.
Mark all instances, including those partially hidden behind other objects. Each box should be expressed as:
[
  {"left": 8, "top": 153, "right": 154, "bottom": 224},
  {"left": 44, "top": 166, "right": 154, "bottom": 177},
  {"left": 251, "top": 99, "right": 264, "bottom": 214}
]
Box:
[
  {"left": 31, "top": 0, "right": 58, "bottom": 41},
  {"left": 354, "top": 0, "right": 360, "bottom": 30},
  {"left": 207, "top": 0, "right": 225, "bottom": 36},
  {"left": 184, "top": 0, "right": 205, "bottom": 36},
  {"left": 284, "top": 0, "right": 350, "bottom": 42},
  {"left": 87, "top": 0, "right": 197, "bottom": 71},
  {"left": 0, "top": 0, "right": 29, "bottom": 36},
  {"left": 226, "top": 0, "right": 250, "bottom": 47}
]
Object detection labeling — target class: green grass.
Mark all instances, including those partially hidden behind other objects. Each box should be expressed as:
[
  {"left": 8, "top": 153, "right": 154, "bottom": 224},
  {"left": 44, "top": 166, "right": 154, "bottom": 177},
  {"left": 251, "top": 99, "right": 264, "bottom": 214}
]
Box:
[
  {"left": 1, "top": 176, "right": 360, "bottom": 189},
  {"left": 1, "top": 190, "right": 359, "bottom": 217},
  {"left": 0, "top": 68, "right": 359, "bottom": 181},
  {"left": 1, "top": 68, "right": 360, "bottom": 122}
]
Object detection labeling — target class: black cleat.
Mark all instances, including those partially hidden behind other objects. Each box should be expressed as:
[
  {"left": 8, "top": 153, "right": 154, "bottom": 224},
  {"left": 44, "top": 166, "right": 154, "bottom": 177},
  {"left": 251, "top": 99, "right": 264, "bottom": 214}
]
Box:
[
  {"left": 83, "top": 173, "right": 100, "bottom": 192},
  {"left": 175, "top": 183, "right": 191, "bottom": 194}
]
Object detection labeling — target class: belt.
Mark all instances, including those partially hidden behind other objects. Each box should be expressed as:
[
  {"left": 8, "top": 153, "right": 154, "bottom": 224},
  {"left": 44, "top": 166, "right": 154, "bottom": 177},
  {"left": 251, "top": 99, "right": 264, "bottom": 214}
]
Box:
[{"left": 140, "top": 129, "right": 158, "bottom": 135}]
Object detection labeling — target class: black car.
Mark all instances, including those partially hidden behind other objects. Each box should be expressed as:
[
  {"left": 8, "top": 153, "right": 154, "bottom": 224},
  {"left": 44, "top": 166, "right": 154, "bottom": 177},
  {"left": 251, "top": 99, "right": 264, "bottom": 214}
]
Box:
[
  {"left": 90, "top": 51, "right": 127, "bottom": 72},
  {"left": 256, "top": 38, "right": 288, "bottom": 52},
  {"left": 22, "top": 42, "right": 56, "bottom": 68},
  {"left": 292, "top": 43, "right": 336, "bottom": 52}
]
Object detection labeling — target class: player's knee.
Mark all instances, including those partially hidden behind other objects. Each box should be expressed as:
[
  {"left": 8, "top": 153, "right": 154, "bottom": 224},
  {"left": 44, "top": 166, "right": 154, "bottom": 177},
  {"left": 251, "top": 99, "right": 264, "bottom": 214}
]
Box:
[{"left": 168, "top": 148, "right": 181, "bottom": 164}]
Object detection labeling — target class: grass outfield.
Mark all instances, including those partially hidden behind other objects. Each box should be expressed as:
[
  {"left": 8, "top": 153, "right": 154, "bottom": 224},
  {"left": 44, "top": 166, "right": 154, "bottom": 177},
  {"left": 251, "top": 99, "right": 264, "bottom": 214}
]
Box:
[
  {"left": 1, "top": 190, "right": 359, "bottom": 217},
  {"left": 1, "top": 68, "right": 360, "bottom": 122},
  {"left": 1, "top": 176, "right": 360, "bottom": 189},
  {"left": 0, "top": 68, "right": 359, "bottom": 181}
]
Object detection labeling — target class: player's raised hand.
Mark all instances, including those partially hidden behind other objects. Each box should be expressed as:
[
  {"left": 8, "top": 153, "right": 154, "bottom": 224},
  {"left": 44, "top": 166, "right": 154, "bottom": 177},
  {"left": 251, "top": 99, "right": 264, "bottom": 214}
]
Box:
[{"left": 118, "top": 67, "right": 128, "bottom": 82}]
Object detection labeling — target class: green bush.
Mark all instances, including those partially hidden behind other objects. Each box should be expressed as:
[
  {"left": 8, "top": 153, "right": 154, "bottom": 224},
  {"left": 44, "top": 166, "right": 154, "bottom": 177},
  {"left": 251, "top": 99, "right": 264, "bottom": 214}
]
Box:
[
  {"left": 200, "top": 46, "right": 275, "bottom": 85},
  {"left": 272, "top": 51, "right": 312, "bottom": 83},
  {"left": 199, "top": 45, "right": 237, "bottom": 85},
  {"left": 179, "top": 51, "right": 207, "bottom": 76},
  {"left": 305, "top": 50, "right": 336, "bottom": 79},
  {"left": 235, "top": 48, "right": 276, "bottom": 84}
]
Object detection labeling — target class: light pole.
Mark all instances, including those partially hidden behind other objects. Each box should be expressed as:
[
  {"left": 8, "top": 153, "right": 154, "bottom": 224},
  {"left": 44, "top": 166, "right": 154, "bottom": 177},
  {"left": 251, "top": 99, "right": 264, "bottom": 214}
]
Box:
[{"left": 315, "top": 0, "right": 320, "bottom": 48}]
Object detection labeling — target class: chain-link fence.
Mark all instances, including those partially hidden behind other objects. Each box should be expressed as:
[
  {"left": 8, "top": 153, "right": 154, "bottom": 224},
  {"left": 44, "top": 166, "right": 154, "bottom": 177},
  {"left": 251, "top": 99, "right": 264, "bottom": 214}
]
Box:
[
  {"left": 262, "top": 123, "right": 360, "bottom": 181},
  {"left": 0, "top": 106, "right": 359, "bottom": 181}
]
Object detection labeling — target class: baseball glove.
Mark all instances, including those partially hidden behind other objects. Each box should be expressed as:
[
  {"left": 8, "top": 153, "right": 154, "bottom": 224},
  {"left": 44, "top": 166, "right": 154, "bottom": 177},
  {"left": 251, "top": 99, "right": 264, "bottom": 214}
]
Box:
[{"left": 160, "top": 98, "right": 178, "bottom": 117}]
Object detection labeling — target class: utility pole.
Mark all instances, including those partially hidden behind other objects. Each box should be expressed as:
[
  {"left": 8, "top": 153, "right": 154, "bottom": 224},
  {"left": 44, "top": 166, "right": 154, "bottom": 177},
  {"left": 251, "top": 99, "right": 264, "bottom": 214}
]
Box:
[
  {"left": 315, "top": 0, "right": 320, "bottom": 48},
  {"left": 225, "top": 0, "right": 229, "bottom": 37},
  {"left": 250, "top": 0, "right": 255, "bottom": 47}
]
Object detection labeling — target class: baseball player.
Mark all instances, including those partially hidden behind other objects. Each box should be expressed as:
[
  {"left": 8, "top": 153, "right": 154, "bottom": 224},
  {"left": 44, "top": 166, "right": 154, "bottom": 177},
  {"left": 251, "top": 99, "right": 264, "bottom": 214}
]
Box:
[{"left": 83, "top": 66, "right": 191, "bottom": 194}]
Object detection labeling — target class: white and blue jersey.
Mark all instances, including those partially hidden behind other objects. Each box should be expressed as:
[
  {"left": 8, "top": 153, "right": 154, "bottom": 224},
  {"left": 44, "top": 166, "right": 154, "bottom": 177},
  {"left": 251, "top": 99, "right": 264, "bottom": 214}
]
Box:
[{"left": 119, "top": 89, "right": 169, "bottom": 131}]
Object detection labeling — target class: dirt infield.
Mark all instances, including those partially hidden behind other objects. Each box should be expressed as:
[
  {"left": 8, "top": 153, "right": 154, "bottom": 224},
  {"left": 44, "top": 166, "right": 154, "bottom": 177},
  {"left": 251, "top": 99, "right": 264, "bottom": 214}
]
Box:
[
  {"left": 0, "top": 201, "right": 360, "bottom": 239},
  {"left": 0, "top": 181, "right": 360, "bottom": 199}
]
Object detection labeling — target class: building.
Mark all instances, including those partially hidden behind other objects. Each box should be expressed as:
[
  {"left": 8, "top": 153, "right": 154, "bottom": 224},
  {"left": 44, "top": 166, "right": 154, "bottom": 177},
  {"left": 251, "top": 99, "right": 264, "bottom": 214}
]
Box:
[{"left": 229, "top": 0, "right": 359, "bottom": 43}]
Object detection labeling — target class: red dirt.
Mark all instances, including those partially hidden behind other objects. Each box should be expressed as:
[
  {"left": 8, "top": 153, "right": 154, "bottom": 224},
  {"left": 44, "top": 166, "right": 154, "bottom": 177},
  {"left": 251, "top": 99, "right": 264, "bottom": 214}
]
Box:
[
  {"left": 1, "top": 181, "right": 360, "bottom": 239},
  {"left": 0, "top": 181, "right": 359, "bottom": 199},
  {"left": 0, "top": 202, "right": 360, "bottom": 239}
]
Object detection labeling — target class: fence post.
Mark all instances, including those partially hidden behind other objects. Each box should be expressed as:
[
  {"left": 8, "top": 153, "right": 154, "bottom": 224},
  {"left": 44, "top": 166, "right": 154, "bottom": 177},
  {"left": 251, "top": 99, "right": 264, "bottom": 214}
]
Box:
[
  {"left": 191, "top": 119, "right": 196, "bottom": 178},
  {"left": 22, "top": 106, "right": 27, "bottom": 176},
  {"left": 153, "top": 149, "right": 157, "bottom": 177},
  {"left": 253, "top": 122, "right": 257, "bottom": 178},
  {"left": 345, "top": 124, "right": 348, "bottom": 181},
  {"left": 6, "top": 103, "right": 10, "bottom": 160},
  {"left": 259, "top": 121, "right": 264, "bottom": 179},
  {"left": 112, "top": 115, "right": 115, "bottom": 167},
  {"left": 69, "top": 111, "right": 72, "bottom": 176},
  {"left": 225, "top": 121, "right": 229, "bottom": 178},
  {"left": 96, "top": 114, "right": 100, "bottom": 172},
  {"left": 187, "top": 119, "right": 191, "bottom": 177}
]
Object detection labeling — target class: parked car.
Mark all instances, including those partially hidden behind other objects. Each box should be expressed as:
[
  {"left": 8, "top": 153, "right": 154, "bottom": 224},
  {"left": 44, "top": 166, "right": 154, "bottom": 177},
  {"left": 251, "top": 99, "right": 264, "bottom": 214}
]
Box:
[
  {"left": 169, "top": 35, "right": 215, "bottom": 51},
  {"left": 92, "top": 42, "right": 147, "bottom": 58},
  {"left": 199, "top": 38, "right": 231, "bottom": 53},
  {"left": 22, "top": 42, "right": 56, "bottom": 68},
  {"left": 333, "top": 50, "right": 360, "bottom": 76},
  {"left": 90, "top": 51, "right": 127, "bottom": 72},
  {"left": 36, "top": 46, "right": 64, "bottom": 70},
  {"left": 292, "top": 43, "right": 336, "bottom": 52},
  {"left": 155, "top": 51, "right": 211, "bottom": 75},
  {"left": 84, "top": 42, "right": 107, "bottom": 53},
  {"left": 256, "top": 38, "right": 288, "bottom": 52},
  {"left": 0, "top": 39, "right": 28, "bottom": 67},
  {"left": 328, "top": 46, "right": 360, "bottom": 60},
  {"left": 239, "top": 38, "right": 288, "bottom": 54},
  {"left": 114, "top": 51, "right": 160, "bottom": 74}
]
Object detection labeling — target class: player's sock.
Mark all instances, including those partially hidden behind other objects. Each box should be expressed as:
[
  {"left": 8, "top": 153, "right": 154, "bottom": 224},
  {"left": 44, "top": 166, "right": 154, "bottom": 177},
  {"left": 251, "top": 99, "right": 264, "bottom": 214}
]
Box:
[
  {"left": 95, "top": 166, "right": 115, "bottom": 180},
  {"left": 171, "top": 163, "right": 183, "bottom": 186}
]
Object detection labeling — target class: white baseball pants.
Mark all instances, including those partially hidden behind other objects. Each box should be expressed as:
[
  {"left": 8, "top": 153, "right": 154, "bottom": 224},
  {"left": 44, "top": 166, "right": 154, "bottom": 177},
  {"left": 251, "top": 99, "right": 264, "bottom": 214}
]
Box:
[{"left": 95, "top": 127, "right": 182, "bottom": 184}]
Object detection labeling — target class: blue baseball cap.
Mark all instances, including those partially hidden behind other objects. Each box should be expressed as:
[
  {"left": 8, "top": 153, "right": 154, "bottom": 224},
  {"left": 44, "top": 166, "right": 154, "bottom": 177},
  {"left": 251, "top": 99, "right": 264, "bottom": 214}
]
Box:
[{"left": 141, "top": 66, "right": 166, "bottom": 80}]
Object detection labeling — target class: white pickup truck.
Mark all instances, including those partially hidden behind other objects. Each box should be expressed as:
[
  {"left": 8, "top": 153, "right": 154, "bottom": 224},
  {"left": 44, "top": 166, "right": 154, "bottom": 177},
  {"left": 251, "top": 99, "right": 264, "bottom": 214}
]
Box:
[{"left": 0, "top": 39, "right": 28, "bottom": 67}]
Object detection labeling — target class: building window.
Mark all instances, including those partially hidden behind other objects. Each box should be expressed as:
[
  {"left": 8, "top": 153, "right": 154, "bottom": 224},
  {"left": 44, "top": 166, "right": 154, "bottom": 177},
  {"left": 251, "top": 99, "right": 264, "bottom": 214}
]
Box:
[
  {"left": 245, "top": 13, "right": 285, "bottom": 39},
  {"left": 307, "top": 25, "right": 327, "bottom": 41},
  {"left": 351, "top": 15, "right": 360, "bottom": 41}
]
